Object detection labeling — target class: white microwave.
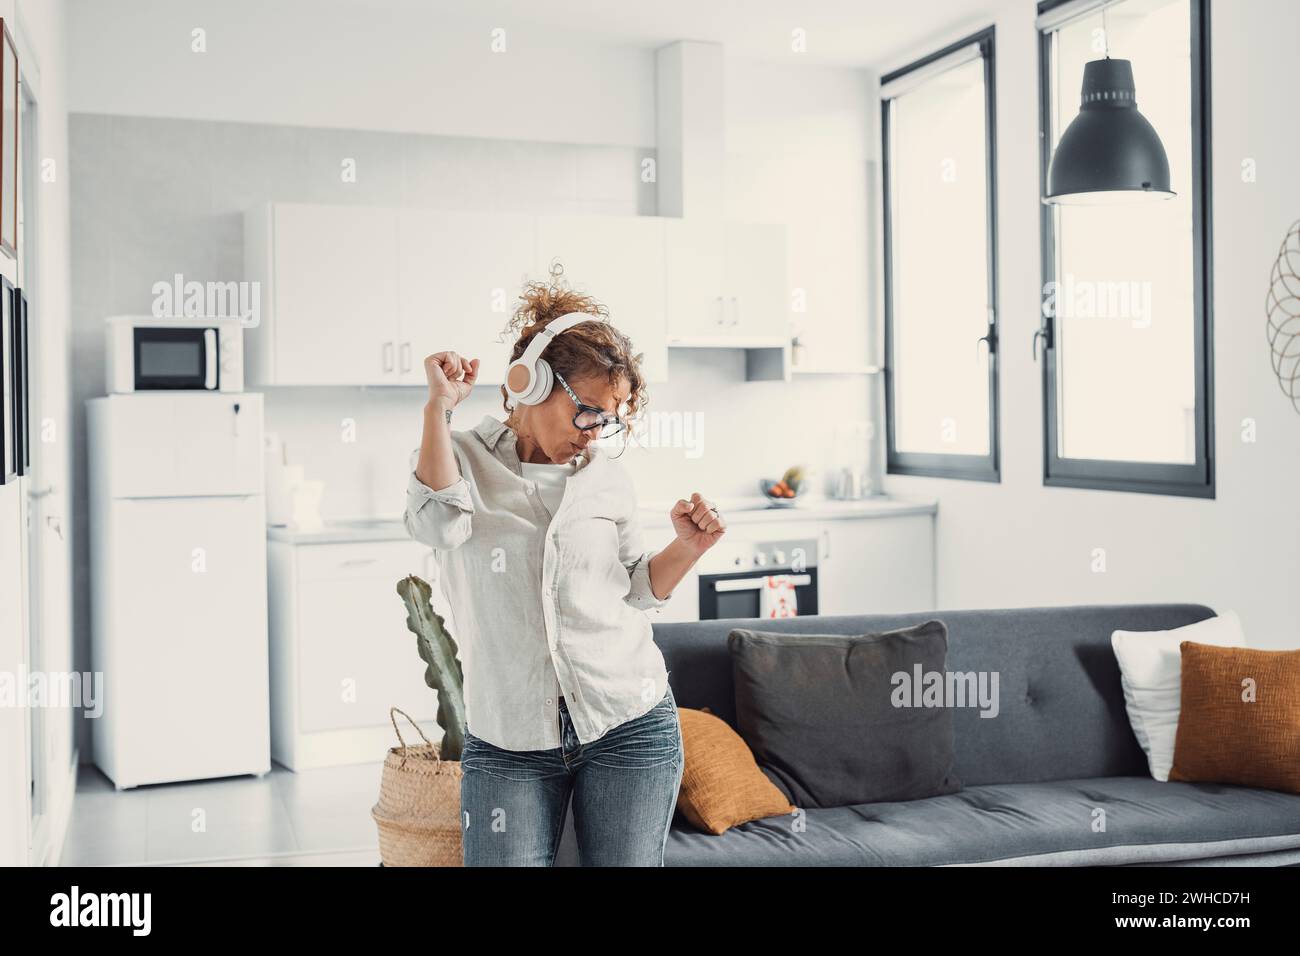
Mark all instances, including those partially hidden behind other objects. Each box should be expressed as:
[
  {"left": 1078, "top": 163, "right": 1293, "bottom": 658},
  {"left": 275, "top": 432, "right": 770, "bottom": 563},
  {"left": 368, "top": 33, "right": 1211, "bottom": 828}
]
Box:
[{"left": 106, "top": 315, "right": 244, "bottom": 393}]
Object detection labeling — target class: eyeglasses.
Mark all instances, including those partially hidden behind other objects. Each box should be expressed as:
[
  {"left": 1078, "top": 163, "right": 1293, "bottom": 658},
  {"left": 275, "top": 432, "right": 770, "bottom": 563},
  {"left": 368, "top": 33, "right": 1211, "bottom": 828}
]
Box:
[{"left": 554, "top": 371, "right": 626, "bottom": 439}]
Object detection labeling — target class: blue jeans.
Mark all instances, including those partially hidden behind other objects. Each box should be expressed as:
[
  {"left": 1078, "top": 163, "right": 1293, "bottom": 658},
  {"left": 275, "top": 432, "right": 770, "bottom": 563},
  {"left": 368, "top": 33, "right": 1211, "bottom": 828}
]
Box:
[{"left": 460, "top": 685, "right": 684, "bottom": 866}]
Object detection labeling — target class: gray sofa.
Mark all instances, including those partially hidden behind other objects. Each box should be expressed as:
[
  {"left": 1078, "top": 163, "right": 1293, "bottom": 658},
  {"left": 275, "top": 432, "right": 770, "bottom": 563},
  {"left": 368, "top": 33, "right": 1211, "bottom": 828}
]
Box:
[{"left": 556, "top": 603, "right": 1300, "bottom": 866}]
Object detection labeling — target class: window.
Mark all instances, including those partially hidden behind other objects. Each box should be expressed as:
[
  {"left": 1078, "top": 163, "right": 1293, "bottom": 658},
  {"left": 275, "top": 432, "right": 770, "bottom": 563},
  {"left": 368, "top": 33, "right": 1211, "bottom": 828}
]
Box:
[
  {"left": 1037, "top": 0, "right": 1213, "bottom": 496},
  {"left": 882, "top": 28, "right": 999, "bottom": 481}
]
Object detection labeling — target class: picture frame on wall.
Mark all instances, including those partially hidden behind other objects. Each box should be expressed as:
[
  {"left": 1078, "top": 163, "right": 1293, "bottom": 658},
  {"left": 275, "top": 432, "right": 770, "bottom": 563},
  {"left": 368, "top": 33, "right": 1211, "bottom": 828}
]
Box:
[
  {"left": 0, "top": 19, "right": 16, "bottom": 259},
  {"left": 16, "top": 285, "right": 27, "bottom": 475},
  {"left": 1, "top": 275, "right": 14, "bottom": 483}
]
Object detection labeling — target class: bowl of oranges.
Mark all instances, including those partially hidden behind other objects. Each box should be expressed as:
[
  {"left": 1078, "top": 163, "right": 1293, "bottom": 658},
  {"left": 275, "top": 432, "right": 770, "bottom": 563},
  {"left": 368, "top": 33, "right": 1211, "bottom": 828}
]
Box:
[{"left": 759, "top": 467, "right": 805, "bottom": 507}]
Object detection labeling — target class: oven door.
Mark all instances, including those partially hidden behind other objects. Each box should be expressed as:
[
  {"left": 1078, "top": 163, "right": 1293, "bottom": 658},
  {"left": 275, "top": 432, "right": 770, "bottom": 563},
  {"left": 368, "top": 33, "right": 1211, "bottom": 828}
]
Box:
[
  {"left": 698, "top": 566, "right": 819, "bottom": 620},
  {"left": 133, "top": 326, "right": 219, "bottom": 390}
]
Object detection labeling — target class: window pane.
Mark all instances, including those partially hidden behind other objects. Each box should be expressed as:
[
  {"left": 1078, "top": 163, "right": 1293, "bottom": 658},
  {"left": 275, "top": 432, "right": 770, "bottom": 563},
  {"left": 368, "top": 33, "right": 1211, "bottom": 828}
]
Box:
[
  {"left": 1050, "top": 0, "right": 1195, "bottom": 464},
  {"left": 889, "top": 55, "right": 992, "bottom": 457}
]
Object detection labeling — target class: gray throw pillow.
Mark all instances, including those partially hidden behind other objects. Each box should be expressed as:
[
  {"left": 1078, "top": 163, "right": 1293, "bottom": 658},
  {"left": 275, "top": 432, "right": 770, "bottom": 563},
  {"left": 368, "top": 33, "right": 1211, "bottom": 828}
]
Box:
[{"left": 728, "top": 621, "right": 963, "bottom": 809}]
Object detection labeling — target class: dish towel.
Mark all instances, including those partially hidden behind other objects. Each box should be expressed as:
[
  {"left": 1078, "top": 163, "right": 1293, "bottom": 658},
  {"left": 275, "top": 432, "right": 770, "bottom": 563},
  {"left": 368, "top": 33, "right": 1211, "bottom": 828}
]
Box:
[{"left": 760, "top": 574, "right": 799, "bottom": 618}]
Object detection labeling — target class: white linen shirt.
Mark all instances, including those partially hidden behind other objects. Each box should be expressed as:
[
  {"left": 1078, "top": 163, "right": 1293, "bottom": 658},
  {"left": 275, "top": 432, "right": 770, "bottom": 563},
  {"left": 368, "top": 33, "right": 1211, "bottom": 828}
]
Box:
[{"left": 403, "top": 413, "right": 675, "bottom": 752}]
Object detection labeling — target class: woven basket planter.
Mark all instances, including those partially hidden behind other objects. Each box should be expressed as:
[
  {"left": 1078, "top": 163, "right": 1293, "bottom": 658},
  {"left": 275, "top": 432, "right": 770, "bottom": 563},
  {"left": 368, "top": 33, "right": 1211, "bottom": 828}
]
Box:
[{"left": 371, "top": 707, "right": 464, "bottom": 867}]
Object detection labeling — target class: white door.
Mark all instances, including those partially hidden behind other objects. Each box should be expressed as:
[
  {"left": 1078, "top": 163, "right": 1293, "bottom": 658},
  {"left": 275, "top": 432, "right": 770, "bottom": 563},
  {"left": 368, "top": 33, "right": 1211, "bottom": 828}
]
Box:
[
  {"left": 534, "top": 215, "right": 669, "bottom": 383},
  {"left": 108, "top": 495, "right": 269, "bottom": 785},
  {"left": 397, "top": 210, "right": 537, "bottom": 386},
  {"left": 295, "top": 542, "right": 442, "bottom": 734},
  {"left": 664, "top": 217, "right": 726, "bottom": 341},
  {"left": 724, "top": 222, "right": 790, "bottom": 342},
  {"left": 272, "top": 203, "right": 400, "bottom": 385}
]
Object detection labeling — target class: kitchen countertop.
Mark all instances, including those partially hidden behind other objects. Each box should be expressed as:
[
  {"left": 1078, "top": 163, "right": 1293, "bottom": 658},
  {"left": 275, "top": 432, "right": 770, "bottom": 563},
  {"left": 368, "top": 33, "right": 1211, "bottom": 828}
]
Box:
[
  {"left": 266, "top": 495, "right": 937, "bottom": 545},
  {"left": 267, "top": 519, "right": 413, "bottom": 545},
  {"left": 632, "top": 494, "right": 936, "bottom": 525}
]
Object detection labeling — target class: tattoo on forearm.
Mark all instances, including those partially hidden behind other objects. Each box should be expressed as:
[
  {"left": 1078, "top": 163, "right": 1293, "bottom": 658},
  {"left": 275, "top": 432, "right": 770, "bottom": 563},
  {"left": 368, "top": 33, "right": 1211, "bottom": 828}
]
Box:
[{"left": 444, "top": 408, "right": 452, "bottom": 425}]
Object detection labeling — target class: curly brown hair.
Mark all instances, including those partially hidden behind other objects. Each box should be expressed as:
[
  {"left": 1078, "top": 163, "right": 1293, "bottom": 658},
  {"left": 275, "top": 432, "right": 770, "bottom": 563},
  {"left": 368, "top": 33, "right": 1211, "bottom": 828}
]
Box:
[{"left": 498, "top": 262, "right": 648, "bottom": 430}]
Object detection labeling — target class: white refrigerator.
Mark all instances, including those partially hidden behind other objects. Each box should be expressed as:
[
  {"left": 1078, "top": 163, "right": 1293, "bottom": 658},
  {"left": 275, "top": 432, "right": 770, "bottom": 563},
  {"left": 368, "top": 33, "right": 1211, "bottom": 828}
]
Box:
[{"left": 86, "top": 392, "right": 270, "bottom": 789}]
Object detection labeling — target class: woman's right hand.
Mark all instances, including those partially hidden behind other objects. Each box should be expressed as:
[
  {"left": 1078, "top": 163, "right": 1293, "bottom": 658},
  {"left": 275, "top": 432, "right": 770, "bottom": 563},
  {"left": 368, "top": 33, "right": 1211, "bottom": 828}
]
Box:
[{"left": 425, "top": 351, "right": 480, "bottom": 409}]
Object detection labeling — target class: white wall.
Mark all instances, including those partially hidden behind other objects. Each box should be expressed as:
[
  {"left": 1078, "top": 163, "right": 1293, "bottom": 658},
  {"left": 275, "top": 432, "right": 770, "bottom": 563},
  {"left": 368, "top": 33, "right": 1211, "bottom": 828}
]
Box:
[
  {"left": 880, "top": 0, "right": 1300, "bottom": 650},
  {"left": 65, "top": 0, "right": 655, "bottom": 147}
]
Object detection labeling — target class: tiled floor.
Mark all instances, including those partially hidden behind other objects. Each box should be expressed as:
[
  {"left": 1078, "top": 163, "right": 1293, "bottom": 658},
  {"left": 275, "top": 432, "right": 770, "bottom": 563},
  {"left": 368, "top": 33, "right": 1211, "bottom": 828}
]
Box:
[{"left": 60, "top": 761, "right": 385, "bottom": 866}]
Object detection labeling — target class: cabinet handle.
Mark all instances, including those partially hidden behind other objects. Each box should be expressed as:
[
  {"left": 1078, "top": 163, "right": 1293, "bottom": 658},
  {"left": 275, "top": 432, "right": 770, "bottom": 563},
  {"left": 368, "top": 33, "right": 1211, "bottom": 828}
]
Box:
[
  {"left": 400, "top": 342, "right": 412, "bottom": 373},
  {"left": 730, "top": 295, "right": 740, "bottom": 327},
  {"left": 715, "top": 295, "right": 725, "bottom": 326},
  {"left": 383, "top": 341, "right": 395, "bottom": 372},
  {"left": 821, "top": 528, "right": 831, "bottom": 560},
  {"left": 340, "top": 557, "right": 379, "bottom": 567}
]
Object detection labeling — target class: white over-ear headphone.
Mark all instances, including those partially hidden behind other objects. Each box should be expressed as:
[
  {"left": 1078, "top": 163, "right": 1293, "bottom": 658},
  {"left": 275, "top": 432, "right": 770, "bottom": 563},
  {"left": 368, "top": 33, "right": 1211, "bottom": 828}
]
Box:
[{"left": 504, "top": 312, "right": 598, "bottom": 409}]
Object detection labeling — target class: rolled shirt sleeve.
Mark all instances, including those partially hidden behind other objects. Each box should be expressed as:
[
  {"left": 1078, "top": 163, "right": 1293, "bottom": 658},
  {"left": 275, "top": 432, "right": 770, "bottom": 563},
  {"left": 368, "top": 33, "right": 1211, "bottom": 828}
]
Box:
[
  {"left": 404, "top": 447, "right": 476, "bottom": 551},
  {"left": 618, "top": 507, "right": 673, "bottom": 611}
]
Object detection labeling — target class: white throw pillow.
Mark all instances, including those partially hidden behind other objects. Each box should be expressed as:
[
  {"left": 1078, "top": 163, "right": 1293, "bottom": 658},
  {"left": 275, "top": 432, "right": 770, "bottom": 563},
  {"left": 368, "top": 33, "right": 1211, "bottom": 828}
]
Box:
[{"left": 1110, "top": 610, "right": 1246, "bottom": 781}]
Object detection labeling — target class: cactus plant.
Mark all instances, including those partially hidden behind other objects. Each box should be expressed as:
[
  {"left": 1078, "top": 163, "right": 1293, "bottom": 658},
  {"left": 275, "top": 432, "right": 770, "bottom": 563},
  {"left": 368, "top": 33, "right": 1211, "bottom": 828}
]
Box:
[{"left": 395, "top": 575, "right": 467, "bottom": 761}]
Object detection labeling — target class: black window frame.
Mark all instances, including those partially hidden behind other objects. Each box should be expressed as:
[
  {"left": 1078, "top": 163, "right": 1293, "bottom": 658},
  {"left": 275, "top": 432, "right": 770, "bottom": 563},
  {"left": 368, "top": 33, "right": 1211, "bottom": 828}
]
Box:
[
  {"left": 1036, "top": 0, "right": 1214, "bottom": 498},
  {"left": 881, "top": 26, "right": 1001, "bottom": 483}
]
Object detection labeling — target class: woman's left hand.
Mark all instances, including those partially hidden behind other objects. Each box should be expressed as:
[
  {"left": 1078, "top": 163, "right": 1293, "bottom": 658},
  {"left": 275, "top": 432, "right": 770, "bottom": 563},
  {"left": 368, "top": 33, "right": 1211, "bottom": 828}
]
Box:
[{"left": 671, "top": 493, "right": 727, "bottom": 555}]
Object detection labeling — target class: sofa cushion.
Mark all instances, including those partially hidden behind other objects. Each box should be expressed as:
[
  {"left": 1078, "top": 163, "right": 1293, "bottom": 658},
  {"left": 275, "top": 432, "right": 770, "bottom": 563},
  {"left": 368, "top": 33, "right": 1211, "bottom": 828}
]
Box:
[
  {"left": 655, "top": 604, "right": 1218, "bottom": 787},
  {"left": 728, "top": 620, "right": 962, "bottom": 808},
  {"left": 1111, "top": 610, "right": 1246, "bottom": 781},
  {"left": 675, "top": 707, "right": 797, "bottom": 834},
  {"left": 664, "top": 776, "right": 1300, "bottom": 866},
  {"left": 1169, "top": 642, "right": 1300, "bottom": 795}
]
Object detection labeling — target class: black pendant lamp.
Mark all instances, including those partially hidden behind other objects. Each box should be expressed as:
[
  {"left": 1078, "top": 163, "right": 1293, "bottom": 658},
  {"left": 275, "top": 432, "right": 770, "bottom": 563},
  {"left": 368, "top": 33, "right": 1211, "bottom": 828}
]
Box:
[{"left": 1044, "top": 12, "right": 1174, "bottom": 205}]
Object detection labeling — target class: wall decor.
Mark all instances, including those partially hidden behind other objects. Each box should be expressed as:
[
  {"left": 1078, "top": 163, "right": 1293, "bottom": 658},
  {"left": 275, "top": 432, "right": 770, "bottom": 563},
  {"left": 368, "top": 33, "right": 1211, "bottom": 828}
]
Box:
[
  {"left": 0, "top": 19, "right": 15, "bottom": 258},
  {"left": 1265, "top": 219, "right": 1300, "bottom": 415},
  {"left": 15, "top": 285, "right": 27, "bottom": 474},
  {"left": 1, "top": 275, "right": 14, "bottom": 483}
]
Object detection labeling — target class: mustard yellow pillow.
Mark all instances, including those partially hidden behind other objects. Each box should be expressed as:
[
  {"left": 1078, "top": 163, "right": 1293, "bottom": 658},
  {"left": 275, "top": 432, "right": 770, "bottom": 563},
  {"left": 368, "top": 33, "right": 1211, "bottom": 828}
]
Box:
[{"left": 677, "top": 707, "right": 796, "bottom": 835}]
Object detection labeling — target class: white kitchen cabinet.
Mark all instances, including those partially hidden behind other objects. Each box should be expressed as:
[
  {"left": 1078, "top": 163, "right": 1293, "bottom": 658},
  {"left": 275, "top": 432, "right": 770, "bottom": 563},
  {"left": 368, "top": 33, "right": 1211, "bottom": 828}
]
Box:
[
  {"left": 816, "top": 514, "right": 935, "bottom": 614},
  {"left": 665, "top": 218, "right": 790, "bottom": 345},
  {"left": 534, "top": 214, "right": 669, "bottom": 383},
  {"left": 664, "top": 218, "right": 725, "bottom": 337},
  {"left": 267, "top": 538, "right": 456, "bottom": 769},
  {"left": 244, "top": 203, "right": 401, "bottom": 385},
  {"left": 724, "top": 222, "right": 789, "bottom": 341},
  {"left": 246, "top": 203, "right": 674, "bottom": 388},
  {"left": 397, "top": 210, "right": 536, "bottom": 387}
]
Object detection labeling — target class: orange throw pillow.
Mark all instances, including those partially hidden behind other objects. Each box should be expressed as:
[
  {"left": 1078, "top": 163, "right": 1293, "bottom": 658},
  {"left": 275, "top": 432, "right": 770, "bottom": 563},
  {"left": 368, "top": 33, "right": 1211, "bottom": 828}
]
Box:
[
  {"left": 1168, "top": 641, "right": 1300, "bottom": 795},
  {"left": 677, "top": 707, "right": 796, "bottom": 834}
]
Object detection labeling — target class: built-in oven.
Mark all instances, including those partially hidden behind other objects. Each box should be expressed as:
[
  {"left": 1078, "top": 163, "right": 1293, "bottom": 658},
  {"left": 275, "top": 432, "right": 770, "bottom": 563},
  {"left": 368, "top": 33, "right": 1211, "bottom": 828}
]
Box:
[
  {"left": 106, "top": 315, "right": 244, "bottom": 393},
  {"left": 697, "top": 536, "right": 819, "bottom": 620}
]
